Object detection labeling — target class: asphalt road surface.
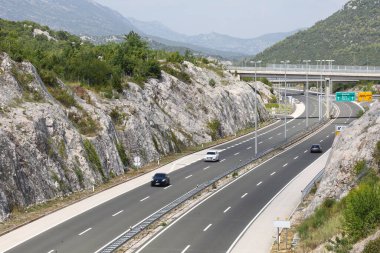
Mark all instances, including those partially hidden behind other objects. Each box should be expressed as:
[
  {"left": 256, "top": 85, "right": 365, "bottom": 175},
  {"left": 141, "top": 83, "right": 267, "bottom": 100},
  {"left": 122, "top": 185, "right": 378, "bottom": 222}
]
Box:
[
  {"left": 7, "top": 92, "right": 335, "bottom": 253},
  {"left": 136, "top": 101, "right": 359, "bottom": 253}
]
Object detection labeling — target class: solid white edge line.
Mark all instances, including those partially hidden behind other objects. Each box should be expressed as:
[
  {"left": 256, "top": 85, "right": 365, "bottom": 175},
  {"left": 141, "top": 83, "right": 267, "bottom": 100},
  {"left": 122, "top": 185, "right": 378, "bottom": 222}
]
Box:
[
  {"left": 224, "top": 207, "right": 231, "bottom": 213},
  {"left": 203, "top": 224, "right": 212, "bottom": 232},
  {"left": 226, "top": 149, "right": 333, "bottom": 253},
  {"left": 78, "top": 227, "right": 92, "bottom": 236},
  {"left": 181, "top": 245, "right": 191, "bottom": 253},
  {"left": 112, "top": 210, "right": 124, "bottom": 217},
  {"left": 131, "top": 103, "right": 345, "bottom": 253}
]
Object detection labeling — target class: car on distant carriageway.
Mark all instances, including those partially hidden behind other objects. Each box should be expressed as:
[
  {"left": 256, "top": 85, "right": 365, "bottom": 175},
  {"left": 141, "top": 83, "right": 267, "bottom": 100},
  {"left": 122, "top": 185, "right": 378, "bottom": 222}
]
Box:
[
  {"left": 310, "top": 144, "right": 323, "bottom": 153},
  {"left": 151, "top": 173, "right": 170, "bottom": 187},
  {"left": 204, "top": 150, "right": 220, "bottom": 162}
]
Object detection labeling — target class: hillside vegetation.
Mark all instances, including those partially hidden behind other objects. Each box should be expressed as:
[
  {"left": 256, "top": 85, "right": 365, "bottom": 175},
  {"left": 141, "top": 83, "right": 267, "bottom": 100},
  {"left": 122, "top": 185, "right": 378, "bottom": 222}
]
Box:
[
  {"left": 0, "top": 19, "right": 206, "bottom": 93},
  {"left": 254, "top": 0, "right": 380, "bottom": 65}
]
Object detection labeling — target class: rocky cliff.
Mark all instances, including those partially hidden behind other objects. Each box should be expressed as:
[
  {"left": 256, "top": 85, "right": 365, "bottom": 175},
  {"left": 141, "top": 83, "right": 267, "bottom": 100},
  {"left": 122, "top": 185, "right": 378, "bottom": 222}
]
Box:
[
  {"left": 0, "top": 53, "right": 272, "bottom": 221},
  {"left": 306, "top": 101, "right": 380, "bottom": 215}
]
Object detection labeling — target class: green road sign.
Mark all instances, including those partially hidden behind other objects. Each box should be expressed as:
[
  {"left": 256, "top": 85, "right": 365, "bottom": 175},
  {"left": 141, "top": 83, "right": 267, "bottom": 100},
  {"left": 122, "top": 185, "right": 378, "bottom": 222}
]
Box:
[{"left": 336, "top": 92, "right": 356, "bottom": 102}]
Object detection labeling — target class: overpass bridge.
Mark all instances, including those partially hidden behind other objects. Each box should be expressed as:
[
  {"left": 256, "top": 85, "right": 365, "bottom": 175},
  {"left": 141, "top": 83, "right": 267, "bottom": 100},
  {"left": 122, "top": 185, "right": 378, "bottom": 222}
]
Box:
[{"left": 227, "top": 64, "right": 380, "bottom": 83}]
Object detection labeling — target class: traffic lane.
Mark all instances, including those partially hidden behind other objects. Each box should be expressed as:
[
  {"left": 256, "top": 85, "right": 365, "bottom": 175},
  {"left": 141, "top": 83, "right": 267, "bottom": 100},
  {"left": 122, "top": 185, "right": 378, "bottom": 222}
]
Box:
[
  {"left": 6, "top": 97, "right": 311, "bottom": 253},
  {"left": 139, "top": 103, "right": 357, "bottom": 253},
  {"left": 138, "top": 128, "right": 335, "bottom": 253}
]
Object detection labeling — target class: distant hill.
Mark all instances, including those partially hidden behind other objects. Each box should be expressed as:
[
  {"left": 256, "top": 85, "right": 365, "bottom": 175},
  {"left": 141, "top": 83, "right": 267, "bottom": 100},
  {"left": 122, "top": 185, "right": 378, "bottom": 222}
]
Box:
[
  {"left": 0, "top": 0, "right": 297, "bottom": 59},
  {"left": 0, "top": 0, "right": 138, "bottom": 36},
  {"left": 253, "top": 0, "right": 380, "bottom": 65},
  {"left": 130, "top": 18, "right": 299, "bottom": 56}
]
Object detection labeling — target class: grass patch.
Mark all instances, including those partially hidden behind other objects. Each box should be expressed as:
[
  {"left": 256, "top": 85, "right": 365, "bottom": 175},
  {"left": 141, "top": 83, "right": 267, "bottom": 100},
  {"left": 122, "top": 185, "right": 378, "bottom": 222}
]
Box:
[
  {"left": 162, "top": 65, "right": 191, "bottom": 84},
  {"left": 297, "top": 199, "right": 343, "bottom": 250},
  {"left": 207, "top": 119, "right": 222, "bottom": 141},
  {"left": 68, "top": 111, "right": 101, "bottom": 136},
  {"left": 48, "top": 87, "right": 77, "bottom": 108},
  {"left": 83, "top": 139, "right": 106, "bottom": 181},
  {"left": 116, "top": 141, "right": 129, "bottom": 168}
]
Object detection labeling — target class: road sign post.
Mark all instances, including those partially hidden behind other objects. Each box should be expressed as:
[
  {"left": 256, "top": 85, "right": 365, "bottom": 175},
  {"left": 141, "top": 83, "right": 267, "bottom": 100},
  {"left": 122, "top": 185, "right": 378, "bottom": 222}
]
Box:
[
  {"left": 336, "top": 92, "right": 356, "bottom": 102},
  {"left": 335, "top": 125, "right": 347, "bottom": 136}
]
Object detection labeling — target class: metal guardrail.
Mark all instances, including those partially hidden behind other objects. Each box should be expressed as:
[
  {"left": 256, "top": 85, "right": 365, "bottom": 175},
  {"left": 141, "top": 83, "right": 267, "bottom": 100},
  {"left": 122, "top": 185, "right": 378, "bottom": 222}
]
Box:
[
  {"left": 227, "top": 64, "right": 380, "bottom": 73},
  {"left": 98, "top": 119, "right": 330, "bottom": 253},
  {"left": 301, "top": 169, "right": 325, "bottom": 200}
]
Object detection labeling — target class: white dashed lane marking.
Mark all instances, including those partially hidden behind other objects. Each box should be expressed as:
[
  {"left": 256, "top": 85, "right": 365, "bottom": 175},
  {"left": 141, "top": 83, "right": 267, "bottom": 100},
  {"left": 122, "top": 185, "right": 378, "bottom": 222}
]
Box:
[
  {"left": 224, "top": 207, "right": 231, "bottom": 213},
  {"left": 78, "top": 227, "right": 92, "bottom": 236},
  {"left": 181, "top": 245, "right": 191, "bottom": 253},
  {"left": 257, "top": 181, "right": 262, "bottom": 186},
  {"left": 203, "top": 166, "right": 210, "bottom": 171},
  {"left": 234, "top": 152, "right": 240, "bottom": 156},
  {"left": 203, "top": 224, "right": 212, "bottom": 232},
  {"left": 294, "top": 156, "right": 299, "bottom": 160},
  {"left": 220, "top": 159, "right": 226, "bottom": 163},
  {"left": 247, "top": 147, "right": 252, "bottom": 150},
  {"left": 270, "top": 172, "right": 276, "bottom": 176},
  {"left": 241, "top": 193, "right": 248, "bottom": 198},
  {"left": 185, "top": 175, "right": 193, "bottom": 179},
  {"left": 140, "top": 196, "right": 150, "bottom": 202},
  {"left": 283, "top": 163, "right": 288, "bottom": 167},
  {"left": 164, "top": 185, "right": 172, "bottom": 189},
  {"left": 112, "top": 210, "right": 123, "bottom": 217}
]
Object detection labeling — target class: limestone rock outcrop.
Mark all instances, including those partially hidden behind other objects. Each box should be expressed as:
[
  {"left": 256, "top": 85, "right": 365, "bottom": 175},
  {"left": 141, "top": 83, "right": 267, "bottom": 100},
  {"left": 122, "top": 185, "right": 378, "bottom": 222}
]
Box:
[
  {"left": 305, "top": 101, "right": 380, "bottom": 215},
  {"left": 0, "top": 53, "right": 273, "bottom": 221}
]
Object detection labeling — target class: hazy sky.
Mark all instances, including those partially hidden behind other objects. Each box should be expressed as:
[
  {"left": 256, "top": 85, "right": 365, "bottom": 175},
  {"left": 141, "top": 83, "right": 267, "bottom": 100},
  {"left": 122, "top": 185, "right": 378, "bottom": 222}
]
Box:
[{"left": 94, "top": 0, "right": 349, "bottom": 38}]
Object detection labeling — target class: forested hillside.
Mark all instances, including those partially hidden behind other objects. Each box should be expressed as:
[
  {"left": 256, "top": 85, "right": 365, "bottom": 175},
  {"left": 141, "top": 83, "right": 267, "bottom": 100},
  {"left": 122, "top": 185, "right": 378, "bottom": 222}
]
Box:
[
  {"left": 0, "top": 18, "right": 210, "bottom": 95},
  {"left": 254, "top": 0, "right": 380, "bottom": 65}
]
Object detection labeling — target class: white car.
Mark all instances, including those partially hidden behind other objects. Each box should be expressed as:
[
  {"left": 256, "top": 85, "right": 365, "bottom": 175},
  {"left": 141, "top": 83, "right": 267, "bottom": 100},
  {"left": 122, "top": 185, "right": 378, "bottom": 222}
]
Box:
[{"left": 204, "top": 150, "right": 220, "bottom": 162}]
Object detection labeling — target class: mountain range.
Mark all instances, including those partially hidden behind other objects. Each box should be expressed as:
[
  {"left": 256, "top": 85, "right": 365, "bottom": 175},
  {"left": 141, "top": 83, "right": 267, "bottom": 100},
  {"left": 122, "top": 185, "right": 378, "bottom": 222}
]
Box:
[{"left": 0, "top": 0, "right": 297, "bottom": 59}]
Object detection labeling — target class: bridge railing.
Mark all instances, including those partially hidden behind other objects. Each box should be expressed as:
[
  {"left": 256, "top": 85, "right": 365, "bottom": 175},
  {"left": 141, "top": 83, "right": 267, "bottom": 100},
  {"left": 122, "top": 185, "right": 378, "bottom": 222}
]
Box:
[{"left": 227, "top": 64, "right": 380, "bottom": 74}]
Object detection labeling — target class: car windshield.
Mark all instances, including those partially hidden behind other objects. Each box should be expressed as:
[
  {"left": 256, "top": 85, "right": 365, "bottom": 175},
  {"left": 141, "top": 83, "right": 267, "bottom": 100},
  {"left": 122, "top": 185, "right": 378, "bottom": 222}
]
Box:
[
  {"left": 207, "top": 151, "right": 216, "bottom": 155},
  {"left": 312, "top": 145, "right": 320, "bottom": 148},
  {"left": 154, "top": 173, "right": 166, "bottom": 179}
]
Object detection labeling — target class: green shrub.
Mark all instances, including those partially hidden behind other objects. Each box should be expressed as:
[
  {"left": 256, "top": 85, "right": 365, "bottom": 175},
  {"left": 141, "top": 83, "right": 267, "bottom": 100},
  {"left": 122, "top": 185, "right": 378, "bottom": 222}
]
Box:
[
  {"left": 162, "top": 65, "right": 191, "bottom": 84},
  {"left": 297, "top": 199, "right": 337, "bottom": 240},
  {"left": 354, "top": 160, "right": 367, "bottom": 175},
  {"left": 110, "top": 107, "right": 126, "bottom": 126},
  {"left": 116, "top": 141, "right": 129, "bottom": 168},
  {"left": 343, "top": 183, "right": 380, "bottom": 242},
  {"left": 209, "top": 78, "right": 216, "bottom": 87},
  {"left": 374, "top": 141, "right": 380, "bottom": 169},
  {"left": 73, "top": 167, "right": 85, "bottom": 188},
  {"left": 241, "top": 77, "right": 253, "bottom": 82},
  {"left": 83, "top": 139, "right": 106, "bottom": 181},
  {"left": 68, "top": 111, "right": 101, "bottom": 136},
  {"left": 207, "top": 119, "right": 221, "bottom": 141},
  {"left": 48, "top": 87, "right": 77, "bottom": 108},
  {"left": 265, "top": 103, "right": 279, "bottom": 109},
  {"left": 363, "top": 237, "right": 380, "bottom": 253}
]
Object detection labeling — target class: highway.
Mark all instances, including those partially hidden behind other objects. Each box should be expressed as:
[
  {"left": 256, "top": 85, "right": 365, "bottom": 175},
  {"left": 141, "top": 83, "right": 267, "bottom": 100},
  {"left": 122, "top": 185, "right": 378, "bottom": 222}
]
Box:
[
  {"left": 136, "top": 101, "right": 359, "bottom": 253},
  {"left": 6, "top": 92, "right": 330, "bottom": 253}
]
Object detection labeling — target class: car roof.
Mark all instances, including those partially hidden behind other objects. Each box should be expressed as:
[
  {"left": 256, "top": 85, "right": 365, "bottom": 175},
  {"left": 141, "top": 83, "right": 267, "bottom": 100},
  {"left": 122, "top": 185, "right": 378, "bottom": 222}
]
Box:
[{"left": 154, "top": 173, "right": 167, "bottom": 176}]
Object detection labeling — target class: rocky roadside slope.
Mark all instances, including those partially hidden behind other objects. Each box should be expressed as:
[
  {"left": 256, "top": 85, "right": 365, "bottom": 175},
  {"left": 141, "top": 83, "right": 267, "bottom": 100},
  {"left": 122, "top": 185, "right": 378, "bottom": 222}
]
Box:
[
  {"left": 0, "top": 52, "right": 273, "bottom": 221},
  {"left": 305, "top": 101, "right": 380, "bottom": 215},
  {"left": 293, "top": 101, "right": 380, "bottom": 253}
]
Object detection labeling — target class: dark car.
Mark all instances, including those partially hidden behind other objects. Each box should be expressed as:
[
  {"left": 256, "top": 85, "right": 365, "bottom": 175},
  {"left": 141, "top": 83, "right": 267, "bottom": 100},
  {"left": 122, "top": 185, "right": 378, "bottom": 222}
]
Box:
[
  {"left": 310, "top": 144, "right": 323, "bottom": 153},
  {"left": 151, "top": 173, "right": 170, "bottom": 187}
]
